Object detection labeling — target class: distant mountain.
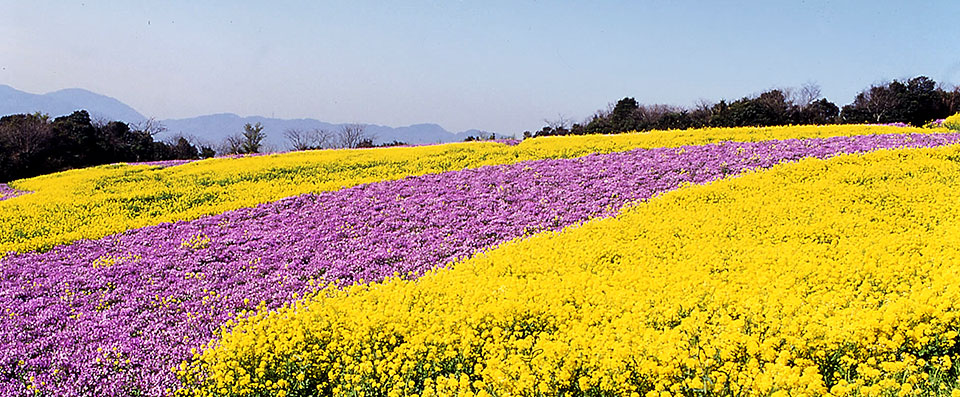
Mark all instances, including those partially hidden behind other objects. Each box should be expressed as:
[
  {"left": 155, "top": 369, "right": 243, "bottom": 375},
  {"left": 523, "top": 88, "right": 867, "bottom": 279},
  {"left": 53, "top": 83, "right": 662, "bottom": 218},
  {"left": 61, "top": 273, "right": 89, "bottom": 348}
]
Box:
[
  {"left": 158, "top": 114, "right": 498, "bottom": 149},
  {"left": 45, "top": 88, "right": 148, "bottom": 124},
  {"left": 159, "top": 114, "right": 337, "bottom": 150},
  {"left": 0, "top": 85, "right": 500, "bottom": 150},
  {"left": 0, "top": 85, "right": 147, "bottom": 124}
]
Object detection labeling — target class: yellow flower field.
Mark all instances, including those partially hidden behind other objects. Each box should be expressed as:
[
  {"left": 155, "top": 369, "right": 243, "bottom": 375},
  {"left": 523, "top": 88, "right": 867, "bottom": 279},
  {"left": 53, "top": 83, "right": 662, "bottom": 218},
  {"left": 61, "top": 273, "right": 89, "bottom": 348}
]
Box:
[
  {"left": 0, "top": 125, "right": 944, "bottom": 255},
  {"left": 180, "top": 144, "right": 960, "bottom": 396}
]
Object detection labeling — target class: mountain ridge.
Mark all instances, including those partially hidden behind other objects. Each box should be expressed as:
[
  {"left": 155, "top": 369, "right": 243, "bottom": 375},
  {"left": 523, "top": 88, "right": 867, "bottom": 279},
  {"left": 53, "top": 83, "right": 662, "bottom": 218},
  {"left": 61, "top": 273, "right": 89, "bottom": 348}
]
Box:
[{"left": 0, "top": 85, "right": 501, "bottom": 149}]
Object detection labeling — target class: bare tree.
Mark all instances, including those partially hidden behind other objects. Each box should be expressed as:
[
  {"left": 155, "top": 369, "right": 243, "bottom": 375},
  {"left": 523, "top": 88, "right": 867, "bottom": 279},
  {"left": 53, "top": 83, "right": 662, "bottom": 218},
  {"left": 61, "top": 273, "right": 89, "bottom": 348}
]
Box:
[
  {"left": 853, "top": 83, "right": 897, "bottom": 123},
  {"left": 638, "top": 104, "right": 677, "bottom": 123},
  {"left": 312, "top": 128, "right": 333, "bottom": 149},
  {"left": 692, "top": 98, "right": 715, "bottom": 114},
  {"left": 90, "top": 115, "right": 111, "bottom": 129},
  {"left": 336, "top": 124, "right": 371, "bottom": 149},
  {"left": 791, "top": 82, "right": 822, "bottom": 108},
  {"left": 284, "top": 128, "right": 311, "bottom": 151},
  {"left": 544, "top": 114, "right": 571, "bottom": 131},
  {"left": 131, "top": 118, "right": 167, "bottom": 136},
  {"left": 222, "top": 134, "right": 244, "bottom": 155},
  {"left": 285, "top": 128, "right": 334, "bottom": 151},
  {"left": 689, "top": 98, "right": 715, "bottom": 127}
]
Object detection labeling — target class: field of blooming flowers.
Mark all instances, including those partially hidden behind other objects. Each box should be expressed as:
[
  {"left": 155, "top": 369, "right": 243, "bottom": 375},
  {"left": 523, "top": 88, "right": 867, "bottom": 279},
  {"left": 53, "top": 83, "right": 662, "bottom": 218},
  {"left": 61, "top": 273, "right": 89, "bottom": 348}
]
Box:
[
  {"left": 946, "top": 112, "right": 960, "bottom": 131},
  {"left": 0, "top": 125, "right": 935, "bottom": 255},
  {"left": 4, "top": 124, "right": 960, "bottom": 396}
]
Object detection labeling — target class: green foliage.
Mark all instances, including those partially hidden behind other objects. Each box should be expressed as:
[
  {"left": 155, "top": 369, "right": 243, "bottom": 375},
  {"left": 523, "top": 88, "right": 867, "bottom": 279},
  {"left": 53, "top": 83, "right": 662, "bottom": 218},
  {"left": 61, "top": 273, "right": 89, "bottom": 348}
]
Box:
[
  {"left": 797, "top": 98, "right": 840, "bottom": 125},
  {"left": 200, "top": 145, "right": 217, "bottom": 158},
  {"left": 168, "top": 137, "right": 201, "bottom": 159},
  {"left": 610, "top": 97, "right": 641, "bottom": 132},
  {"left": 241, "top": 122, "right": 266, "bottom": 154},
  {"left": 841, "top": 76, "right": 950, "bottom": 126},
  {"left": 525, "top": 75, "right": 955, "bottom": 140},
  {"left": 0, "top": 110, "right": 203, "bottom": 182},
  {"left": 711, "top": 90, "right": 791, "bottom": 127}
]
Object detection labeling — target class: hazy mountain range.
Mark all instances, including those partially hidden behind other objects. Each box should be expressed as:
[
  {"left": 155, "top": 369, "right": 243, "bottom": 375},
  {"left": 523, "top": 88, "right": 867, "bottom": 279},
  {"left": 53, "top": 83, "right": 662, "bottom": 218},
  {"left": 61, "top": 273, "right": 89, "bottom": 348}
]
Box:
[{"left": 0, "top": 85, "right": 500, "bottom": 149}]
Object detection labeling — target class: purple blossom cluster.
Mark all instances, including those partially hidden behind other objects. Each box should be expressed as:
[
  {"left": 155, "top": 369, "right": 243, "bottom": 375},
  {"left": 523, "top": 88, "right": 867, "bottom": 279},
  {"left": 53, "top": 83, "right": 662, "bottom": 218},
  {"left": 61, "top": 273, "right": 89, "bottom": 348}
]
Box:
[
  {"left": 3, "top": 133, "right": 960, "bottom": 395},
  {"left": 123, "top": 140, "right": 517, "bottom": 168},
  {"left": 124, "top": 152, "right": 275, "bottom": 168},
  {"left": 0, "top": 184, "right": 28, "bottom": 201},
  {"left": 124, "top": 159, "right": 198, "bottom": 168},
  {"left": 869, "top": 122, "right": 911, "bottom": 128},
  {"left": 492, "top": 139, "right": 521, "bottom": 146}
]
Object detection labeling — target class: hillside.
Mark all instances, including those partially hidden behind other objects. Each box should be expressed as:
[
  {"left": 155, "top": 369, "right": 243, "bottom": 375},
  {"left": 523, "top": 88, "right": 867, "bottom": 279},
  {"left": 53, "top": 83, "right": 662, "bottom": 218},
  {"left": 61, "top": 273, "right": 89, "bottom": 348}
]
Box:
[
  {"left": 4, "top": 125, "right": 960, "bottom": 395},
  {"left": 0, "top": 85, "right": 147, "bottom": 123}
]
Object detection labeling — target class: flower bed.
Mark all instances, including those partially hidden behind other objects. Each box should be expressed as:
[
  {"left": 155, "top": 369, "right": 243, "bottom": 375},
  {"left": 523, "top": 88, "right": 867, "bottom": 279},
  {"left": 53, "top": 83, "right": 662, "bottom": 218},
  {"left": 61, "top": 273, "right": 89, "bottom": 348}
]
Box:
[{"left": 3, "top": 132, "right": 960, "bottom": 395}]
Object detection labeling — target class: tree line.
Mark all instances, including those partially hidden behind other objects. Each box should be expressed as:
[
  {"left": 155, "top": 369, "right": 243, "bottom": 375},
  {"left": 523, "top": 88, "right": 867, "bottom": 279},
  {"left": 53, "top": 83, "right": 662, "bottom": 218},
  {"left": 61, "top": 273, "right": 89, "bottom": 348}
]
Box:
[
  {"left": 525, "top": 76, "right": 960, "bottom": 138},
  {"left": 0, "top": 110, "right": 213, "bottom": 182},
  {"left": 227, "top": 122, "right": 398, "bottom": 154},
  {"left": 4, "top": 75, "right": 957, "bottom": 182},
  {"left": 279, "top": 123, "right": 384, "bottom": 151},
  {"left": 0, "top": 112, "right": 399, "bottom": 182}
]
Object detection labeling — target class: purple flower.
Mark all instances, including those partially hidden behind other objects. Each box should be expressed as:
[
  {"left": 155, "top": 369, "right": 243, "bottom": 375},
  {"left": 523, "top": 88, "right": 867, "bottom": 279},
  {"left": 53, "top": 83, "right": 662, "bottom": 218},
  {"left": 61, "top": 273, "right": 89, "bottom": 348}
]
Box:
[
  {"left": 0, "top": 184, "right": 28, "bottom": 201},
  {"left": 2, "top": 132, "right": 960, "bottom": 395},
  {"left": 123, "top": 159, "right": 198, "bottom": 168},
  {"left": 868, "top": 122, "right": 911, "bottom": 128}
]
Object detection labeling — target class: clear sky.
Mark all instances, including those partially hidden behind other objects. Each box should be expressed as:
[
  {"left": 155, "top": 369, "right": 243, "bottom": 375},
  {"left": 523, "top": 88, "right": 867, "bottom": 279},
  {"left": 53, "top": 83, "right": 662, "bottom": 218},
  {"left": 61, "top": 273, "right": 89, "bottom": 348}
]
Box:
[{"left": 2, "top": 1, "right": 958, "bottom": 134}]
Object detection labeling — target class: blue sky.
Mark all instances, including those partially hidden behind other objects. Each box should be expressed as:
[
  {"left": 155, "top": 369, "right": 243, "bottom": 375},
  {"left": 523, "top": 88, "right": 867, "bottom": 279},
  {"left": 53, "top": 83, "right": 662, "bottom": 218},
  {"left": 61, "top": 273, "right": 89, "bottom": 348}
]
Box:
[{"left": 1, "top": 1, "right": 958, "bottom": 134}]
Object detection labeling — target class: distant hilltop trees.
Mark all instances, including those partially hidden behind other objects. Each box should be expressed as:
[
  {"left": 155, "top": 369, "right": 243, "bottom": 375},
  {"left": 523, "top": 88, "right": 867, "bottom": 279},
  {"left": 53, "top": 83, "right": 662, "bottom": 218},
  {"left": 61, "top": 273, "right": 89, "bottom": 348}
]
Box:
[
  {"left": 3, "top": 75, "right": 959, "bottom": 182},
  {"left": 0, "top": 111, "right": 409, "bottom": 183},
  {"left": 0, "top": 110, "right": 214, "bottom": 182},
  {"left": 279, "top": 123, "right": 405, "bottom": 151},
  {"left": 526, "top": 76, "right": 960, "bottom": 138}
]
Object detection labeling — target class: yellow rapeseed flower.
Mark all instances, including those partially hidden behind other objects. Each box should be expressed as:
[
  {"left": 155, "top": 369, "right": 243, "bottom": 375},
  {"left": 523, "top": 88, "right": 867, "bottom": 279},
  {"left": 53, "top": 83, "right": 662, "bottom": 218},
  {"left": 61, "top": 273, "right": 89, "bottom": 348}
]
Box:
[{"left": 0, "top": 125, "right": 930, "bottom": 255}]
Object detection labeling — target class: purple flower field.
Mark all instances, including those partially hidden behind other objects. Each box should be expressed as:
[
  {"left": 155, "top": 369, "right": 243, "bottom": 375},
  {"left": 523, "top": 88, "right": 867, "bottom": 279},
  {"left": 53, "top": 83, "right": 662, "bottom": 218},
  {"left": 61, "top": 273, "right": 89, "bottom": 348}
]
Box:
[
  {"left": 124, "top": 159, "right": 198, "bottom": 168},
  {"left": 869, "top": 122, "right": 912, "bottom": 128},
  {"left": 124, "top": 152, "right": 276, "bottom": 168},
  {"left": 122, "top": 140, "right": 517, "bottom": 170},
  {"left": 3, "top": 133, "right": 960, "bottom": 395}
]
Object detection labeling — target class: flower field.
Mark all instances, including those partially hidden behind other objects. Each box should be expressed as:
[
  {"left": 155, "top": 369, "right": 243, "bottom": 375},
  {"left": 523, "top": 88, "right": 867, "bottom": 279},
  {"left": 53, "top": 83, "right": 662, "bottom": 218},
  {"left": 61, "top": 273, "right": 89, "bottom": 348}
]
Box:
[
  {"left": 0, "top": 125, "right": 932, "bottom": 255},
  {"left": 4, "top": 125, "right": 960, "bottom": 396}
]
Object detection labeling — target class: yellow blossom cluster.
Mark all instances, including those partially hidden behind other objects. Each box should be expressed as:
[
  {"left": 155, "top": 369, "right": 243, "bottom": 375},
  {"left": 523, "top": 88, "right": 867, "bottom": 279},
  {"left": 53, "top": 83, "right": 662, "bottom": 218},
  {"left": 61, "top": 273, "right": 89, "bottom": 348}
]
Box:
[
  {"left": 0, "top": 125, "right": 939, "bottom": 255},
  {"left": 181, "top": 144, "right": 960, "bottom": 396},
  {"left": 945, "top": 112, "right": 960, "bottom": 131}
]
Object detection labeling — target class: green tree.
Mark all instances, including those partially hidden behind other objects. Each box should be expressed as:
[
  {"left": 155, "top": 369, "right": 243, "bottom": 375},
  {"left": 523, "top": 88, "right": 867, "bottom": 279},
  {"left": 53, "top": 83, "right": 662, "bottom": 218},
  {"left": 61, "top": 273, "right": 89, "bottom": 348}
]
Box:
[
  {"left": 169, "top": 137, "right": 200, "bottom": 159},
  {"left": 51, "top": 110, "right": 99, "bottom": 166},
  {"left": 241, "top": 122, "right": 266, "bottom": 154},
  {"left": 841, "top": 76, "right": 950, "bottom": 126},
  {"left": 794, "top": 98, "right": 839, "bottom": 125},
  {"left": 610, "top": 97, "right": 641, "bottom": 132},
  {"left": 199, "top": 145, "right": 216, "bottom": 158}
]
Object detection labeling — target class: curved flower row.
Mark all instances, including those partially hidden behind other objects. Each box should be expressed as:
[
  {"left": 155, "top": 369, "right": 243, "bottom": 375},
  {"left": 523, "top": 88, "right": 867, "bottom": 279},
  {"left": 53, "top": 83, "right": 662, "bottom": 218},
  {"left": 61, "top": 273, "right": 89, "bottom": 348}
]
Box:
[
  {"left": 3, "top": 133, "right": 959, "bottom": 395},
  {"left": 184, "top": 142, "right": 960, "bottom": 397},
  {"left": 125, "top": 159, "right": 198, "bottom": 168},
  {"left": 0, "top": 125, "right": 934, "bottom": 255}
]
